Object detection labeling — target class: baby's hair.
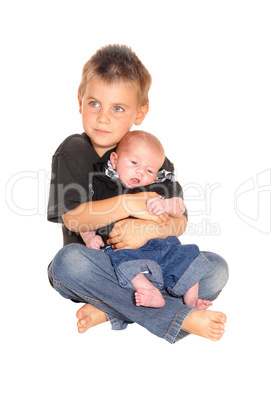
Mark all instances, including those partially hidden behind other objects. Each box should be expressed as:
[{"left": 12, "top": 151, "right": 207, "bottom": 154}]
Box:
[
  {"left": 78, "top": 44, "right": 152, "bottom": 106},
  {"left": 116, "top": 130, "right": 165, "bottom": 164}
]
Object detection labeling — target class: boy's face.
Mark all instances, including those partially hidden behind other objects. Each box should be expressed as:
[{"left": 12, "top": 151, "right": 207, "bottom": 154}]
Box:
[
  {"left": 110, "top": 142, "right": 164, "bottom": 188},
  {"left": 78, "top": 79, "right": 149, "bottom": 157}
]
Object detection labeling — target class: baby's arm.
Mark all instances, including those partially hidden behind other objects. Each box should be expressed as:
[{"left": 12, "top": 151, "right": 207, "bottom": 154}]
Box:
[
  {"left": 80, "top": 230, "right": 105, "bottom": 249},
  {"left": 146, "top": 197, "right": 185, "bottom": 218}
]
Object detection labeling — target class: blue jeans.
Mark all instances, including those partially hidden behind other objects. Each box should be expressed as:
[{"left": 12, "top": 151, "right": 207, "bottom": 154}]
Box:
[
  {"left": 105, "top": 237, "right": 213, "bottom": 296},
  {"left": 48, "top": 244, "right": 229, "bottom": 344}
]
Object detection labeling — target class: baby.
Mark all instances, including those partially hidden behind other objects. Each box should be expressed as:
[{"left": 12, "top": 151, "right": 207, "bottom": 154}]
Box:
[{"left": 81, "top": 130, "right": 212, "bottom": 310}]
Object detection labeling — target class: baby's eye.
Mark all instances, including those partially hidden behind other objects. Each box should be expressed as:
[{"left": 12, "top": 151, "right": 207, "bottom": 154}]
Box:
[
  {"left": 131, "top": 160, "right": 137, "bottom": 165},
  {"left": 113, "top": 106, "right": 124, "bottom": 113},
  {"left": 147, "top": 169, "right": 154, "bottom": 174}
]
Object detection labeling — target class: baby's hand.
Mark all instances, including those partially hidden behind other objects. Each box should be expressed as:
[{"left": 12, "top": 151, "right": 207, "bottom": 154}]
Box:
[
  {"left": 88, "top": 235, "right": 105, "bottom": 249},
  {"left": 124, "top": 192, "right": 170, "bottom": 225},
  {"left": 86, "top": 234, "right": 104, "bottom": 249},
  {"left": 146, "top": 197, "right": 167, "bottom": 216},
  {"left": 81, "top": 231, "right": 105, "bottom": 249}
]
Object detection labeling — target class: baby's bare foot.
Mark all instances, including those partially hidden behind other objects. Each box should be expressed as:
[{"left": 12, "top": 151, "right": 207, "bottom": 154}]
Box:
[
  {"left": 76, "top": 303, "right": 108, "bottom": 333},
  {"left": 195, "top": 299, "right": 213, "bottom": 310},
  {"left": 181, "top": 310, "right": 227, "bottom": 341},
  {"left": 135, "top": 288, "right": 165, "bottom": 308},
  {"left": 184, "top": 296, "right": 213, "bottom": 310}
]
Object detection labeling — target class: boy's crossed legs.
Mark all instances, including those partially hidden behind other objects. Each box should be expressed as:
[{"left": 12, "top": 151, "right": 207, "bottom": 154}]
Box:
[
  {"left": 76, "top": 303, "right": 226, "bottom": 341},
  {"left": 49, "top": 244, "right": 228, "bottom": 342}
]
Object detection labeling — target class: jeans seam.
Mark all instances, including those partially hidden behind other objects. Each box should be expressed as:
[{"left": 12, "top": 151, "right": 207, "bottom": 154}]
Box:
[
  {"left": 164, "top": 306, "right": 191, "bottom": 341},
  {"left": 110, "top": 316, "right": 121, "bottom": 330},
  {"left": 51, "top": 278, "right": 124, "bottom": 330},
  {"left": 203, "top": 290, "right": 221, "bottom": 301},
  {"left": 51, "top": 277, "right": 112, "bottom": 308}
]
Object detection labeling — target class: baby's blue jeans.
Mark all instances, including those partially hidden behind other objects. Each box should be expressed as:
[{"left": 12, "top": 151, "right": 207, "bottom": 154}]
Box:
[
  {"left": 48, "top": 244, "right": 228, "bottom": 344},
  {"left": 105, "top": 236, "right": 213, "bottom": 296}
]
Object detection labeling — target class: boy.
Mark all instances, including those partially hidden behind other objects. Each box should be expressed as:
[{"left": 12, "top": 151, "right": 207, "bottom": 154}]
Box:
[
  {"left": 81, "top": 130, "right": 213, "bottom": 310},
  {"left": 48, "top": 44, "right": 228, "bottom": 342}
]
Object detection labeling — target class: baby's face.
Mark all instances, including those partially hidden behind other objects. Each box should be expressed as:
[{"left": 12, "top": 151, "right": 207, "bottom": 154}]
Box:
[{"left": 110, "top": 143, "right": 164, "bottom": 188}]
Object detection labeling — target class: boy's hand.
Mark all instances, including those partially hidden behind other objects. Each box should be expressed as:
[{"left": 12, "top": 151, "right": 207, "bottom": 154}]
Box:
[
  {"left": 107, "top": 214, "right": 187, "bottom": 250},
  {"left": 123, "top": 192, "right": 170, "bottom": 224},
  {"left": 107, "top": 219, "right": 153, "bottom": 250},
  {"left": 146, "top": 197, "right": 167, "bottom": 215}
]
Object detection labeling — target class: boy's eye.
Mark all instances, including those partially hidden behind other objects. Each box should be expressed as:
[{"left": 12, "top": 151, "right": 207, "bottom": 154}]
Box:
[
  {"left": 90, "top": 101, "right": 100, "bottom": 108},
  {"left": 147, "top": 169, "right": 154, "bottom": 174},
  {"left": 131, "top": 160, "right": 137, "bottom": 165},
  {"left": 113, "top": 106, "right": 124, "bottom": 113}
]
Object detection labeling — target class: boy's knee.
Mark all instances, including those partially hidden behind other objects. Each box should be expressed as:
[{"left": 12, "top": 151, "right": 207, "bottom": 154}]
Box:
[
  {"left": 50, "top": 243, "right": 112, "bottom": 283},
  {"left": 200, "top": 252, "right": 229, "bottom": 293},
  {"left": 50, "top": 244, "right": 85, "bottom": 281},
  {"left": 213, "top": 256, "right": 229, "bottom": 292},
  {"left": 214, "top": 255, "right": 229, "bottom": 289}
]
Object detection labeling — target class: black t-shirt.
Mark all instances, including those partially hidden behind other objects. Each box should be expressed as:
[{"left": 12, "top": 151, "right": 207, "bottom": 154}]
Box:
[{"left": 47, "top": 132, "right": 183, "bottom": 246}]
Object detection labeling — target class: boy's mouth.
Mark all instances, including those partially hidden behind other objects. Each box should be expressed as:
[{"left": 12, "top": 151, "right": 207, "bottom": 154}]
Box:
[{"left": 94, "top": 129, "right": 111, "bottom": 134}]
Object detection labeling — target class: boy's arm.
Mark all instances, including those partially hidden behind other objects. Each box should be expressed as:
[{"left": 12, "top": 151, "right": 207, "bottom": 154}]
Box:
[
  {"left": 62, "top": 192, "right": 169, "bottom": 233},
  {"left": 62, "top": 196, "right": 128, "bottom": 232},
  {"left": 107, "top": 215, "right": 187, "bottom": 250}
]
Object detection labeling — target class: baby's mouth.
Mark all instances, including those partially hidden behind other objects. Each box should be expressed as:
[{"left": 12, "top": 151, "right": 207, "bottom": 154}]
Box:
[{"left": 129, "top": 178, "right": 140, "bottom": 187}]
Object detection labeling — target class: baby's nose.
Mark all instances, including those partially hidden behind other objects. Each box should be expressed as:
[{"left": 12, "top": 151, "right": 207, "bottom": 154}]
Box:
[{"left": 136, "top": 167, "right": 145, "bottom": 175}]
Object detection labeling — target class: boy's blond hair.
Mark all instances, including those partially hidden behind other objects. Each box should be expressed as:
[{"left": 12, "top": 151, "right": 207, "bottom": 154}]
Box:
[
  {"left": 78, "top": 44, "right": 152, "bottom": 107},
  {"left": 116, "top": 130, "right": 165, "bottom": 164}
]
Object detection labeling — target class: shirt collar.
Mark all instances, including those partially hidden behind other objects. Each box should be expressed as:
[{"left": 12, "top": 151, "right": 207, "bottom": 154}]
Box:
[{"left": 104, "top": 160, "right": 175, "bottom": 186}]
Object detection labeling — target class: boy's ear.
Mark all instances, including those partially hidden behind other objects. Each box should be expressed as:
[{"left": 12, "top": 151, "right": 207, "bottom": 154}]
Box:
[
  {"left": 77, "top": 93, "right": 82, "bottom": 113},
  {"left": 134, "top": 104, "right": 149, "bottom": 126},
  {"left": 110, "top": 152, "right": 117, "bottom": 169}
]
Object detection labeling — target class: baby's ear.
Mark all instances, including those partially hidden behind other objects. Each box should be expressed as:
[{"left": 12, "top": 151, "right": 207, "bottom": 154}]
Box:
[{"left": 110, "top": 152, "right": 117, "bottom": 169}]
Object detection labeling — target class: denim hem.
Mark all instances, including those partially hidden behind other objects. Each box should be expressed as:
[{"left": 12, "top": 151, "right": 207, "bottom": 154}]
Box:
[
  {"left": 115, "top": 260, "right": 164, "bottom": 290},
  {"left": 167, "top": 253, "right": 213, "bottom": 297},
  {"left": 164, "top": 305, "right": 195, "bottom": 344},
  {"left": 106, "top": 314, "right": 128, "bottom": 330},
  {"left": 71, "top": 289, "right": 133, "bottom": 331}
]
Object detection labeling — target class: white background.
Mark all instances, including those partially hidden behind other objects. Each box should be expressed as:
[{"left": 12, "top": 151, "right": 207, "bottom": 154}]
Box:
[{"left": 1, "top": 1, "right": 275, "bottom": 401}]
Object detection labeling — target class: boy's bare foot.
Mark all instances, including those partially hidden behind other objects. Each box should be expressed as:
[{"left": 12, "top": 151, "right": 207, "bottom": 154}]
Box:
[
  {"left": 76, "top": 304, "right": 108, "bottom": 333},
  {"left": 181, "top": 310, "right": 227, "bottom": 341},
  {"left": 135, "top": 288, "right": 165, "bottom": 308}
]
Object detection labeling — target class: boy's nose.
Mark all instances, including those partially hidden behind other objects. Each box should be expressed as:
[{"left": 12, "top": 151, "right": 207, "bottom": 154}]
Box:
[{"left": 97, "top": 110, "right": 110, "bottom": 124}]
